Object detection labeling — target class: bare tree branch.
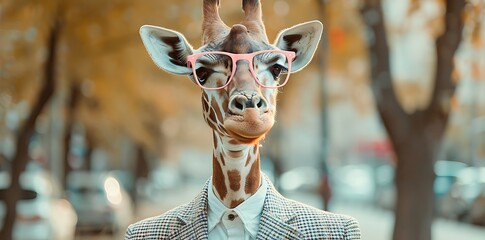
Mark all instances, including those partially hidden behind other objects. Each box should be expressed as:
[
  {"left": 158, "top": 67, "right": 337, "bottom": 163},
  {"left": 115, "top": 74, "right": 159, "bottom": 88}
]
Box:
[
  {"left": 360, "top": 0, "right": 410, "bottom": 144},
  {"left": 0, "top": 19, "right": 59, "bottom": 239},
  {"left": 425, "top": 0, "right": 466, "bottom": 138}
]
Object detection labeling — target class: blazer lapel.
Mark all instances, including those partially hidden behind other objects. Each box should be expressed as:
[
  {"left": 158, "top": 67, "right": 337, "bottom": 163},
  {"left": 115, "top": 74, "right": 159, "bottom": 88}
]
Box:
[
  {"left": 256, "top": 177, "right": 302, "bottom": 240},
  {"left": 257, "top": 211, "right": 301, "bottom": 240},
  {"left": 168, "top": 176, "right": 303, "bottom": 239},
  {"left": 169, "top": 180, "right": 210, "bottom": 240},
  {"left": 169, "top": 217, "right": 208, "bottom": 240}
]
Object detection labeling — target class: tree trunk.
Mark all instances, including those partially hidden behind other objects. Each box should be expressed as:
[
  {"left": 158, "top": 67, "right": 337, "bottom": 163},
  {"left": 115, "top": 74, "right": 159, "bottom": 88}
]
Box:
[
  {"left": 62, "top": 83, "right": 81, "bottom": 189},
  {"left": 133, "top": 144, "right": 148, "bottom": 206},
  {"left": 62, "top": 124, "right": 73, "bottom": 189},
  {"left": 0, "top": 20, "right": 59, "bottom": 240},
  {"left": 316, "top": 0, "right": 331, "bottom": 211},
  {"left": 359, "top": 0, "right": 464, "bottom": 239},
  {"left": 393, "top": 131, "right": 436, "bottom": 240},
  {"left": 84, "top": 134, "right": 94, "bottom": 171}
]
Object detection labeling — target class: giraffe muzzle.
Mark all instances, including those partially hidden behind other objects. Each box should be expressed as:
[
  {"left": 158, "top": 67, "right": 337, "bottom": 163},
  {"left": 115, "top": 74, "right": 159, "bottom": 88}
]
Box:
[
  {"left": 224, "top": 92, "right": 273, "bottom": 144},
  {"left": 228, "top": 93, "right": 267, "bottom": 115}
]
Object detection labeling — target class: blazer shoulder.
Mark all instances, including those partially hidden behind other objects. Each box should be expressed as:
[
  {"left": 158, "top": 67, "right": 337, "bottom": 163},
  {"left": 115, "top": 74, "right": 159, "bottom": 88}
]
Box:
[
  {"left": 124, "top": 204, "right": 188, "bottom": 240},
  {"left": 288, "top": 200, "right": 361, "bottom": 239}
]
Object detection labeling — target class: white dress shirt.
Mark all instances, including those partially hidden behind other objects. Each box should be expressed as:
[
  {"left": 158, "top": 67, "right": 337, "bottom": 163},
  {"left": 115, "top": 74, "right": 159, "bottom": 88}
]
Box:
[{"left": 207, "top": 176, "right": 268, "bottom": 240}]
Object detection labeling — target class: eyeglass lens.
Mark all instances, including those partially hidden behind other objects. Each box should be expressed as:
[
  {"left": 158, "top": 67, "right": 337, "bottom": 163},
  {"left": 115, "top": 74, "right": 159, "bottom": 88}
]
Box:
[{"left": 193, "top": 51, "right": 290, "bottom": 89}]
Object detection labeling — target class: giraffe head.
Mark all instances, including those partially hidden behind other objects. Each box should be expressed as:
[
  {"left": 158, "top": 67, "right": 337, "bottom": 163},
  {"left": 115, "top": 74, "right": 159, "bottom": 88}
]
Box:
[{"left": 140, "top": 0, "right": 322, "bottom": 145}]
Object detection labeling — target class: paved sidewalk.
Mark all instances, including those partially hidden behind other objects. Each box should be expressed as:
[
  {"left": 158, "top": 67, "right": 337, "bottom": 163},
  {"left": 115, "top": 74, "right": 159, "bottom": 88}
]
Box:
[{"left": 333, "top": 203, "right": 485, "bottom": 240}]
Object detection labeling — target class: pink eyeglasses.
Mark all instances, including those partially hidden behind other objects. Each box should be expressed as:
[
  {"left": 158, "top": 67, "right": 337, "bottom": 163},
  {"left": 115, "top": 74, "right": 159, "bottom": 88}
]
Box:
[{"left": 186, "top": 50, "right": 295, "bottom": 90}]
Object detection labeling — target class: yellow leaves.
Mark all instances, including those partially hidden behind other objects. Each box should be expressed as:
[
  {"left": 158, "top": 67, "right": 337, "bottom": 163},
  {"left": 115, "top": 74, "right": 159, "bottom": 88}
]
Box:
[
  {"left": 329, "top": 27, "right": 347, "bottom": 52},
  {"left": 450, "top": 94, "right": 459, "bottom": 111},
  {"left": 458, "top": 1, "right": 485, "bottom": 83},
  {"left": 394, "top": 81, "right": 431, "bottom": 113},
  {"left": 0, "top": 0, "right": 60, "bottom": 112},
  {"left": 463, "top": 0, "right": 484, "bottom": 49},
  {"left": 471, "top": 61, "right": 484, "bottom": 81},
  {"left": 452, "top": 67, "right": 461, "bottom": 84},
  {"left": 407, "top": 0, "right": 421, "bottom": 16},
  {"left": 324, "top": 1, "right": 368, "bottom": 74},
  {"left": 426, "top": 12, "right": 445, "bottom": 38},
  {"left": 471, "top": 22, "right": 483, "bottom": 48}
]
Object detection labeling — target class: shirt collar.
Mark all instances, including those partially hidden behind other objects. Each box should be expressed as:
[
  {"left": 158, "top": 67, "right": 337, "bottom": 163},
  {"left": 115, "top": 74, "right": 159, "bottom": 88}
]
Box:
[{"left": 208, "top": 174, "right": 268, "bottom": 238}]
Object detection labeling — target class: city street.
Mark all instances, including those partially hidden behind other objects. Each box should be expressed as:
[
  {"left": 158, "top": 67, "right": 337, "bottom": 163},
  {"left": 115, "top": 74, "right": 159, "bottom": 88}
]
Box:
[
  {"left": 334, "top": 203, "right": 485, "bottom": 240},
  {"left": 2, "top": 1, "right": 484, "bottom": 240}
]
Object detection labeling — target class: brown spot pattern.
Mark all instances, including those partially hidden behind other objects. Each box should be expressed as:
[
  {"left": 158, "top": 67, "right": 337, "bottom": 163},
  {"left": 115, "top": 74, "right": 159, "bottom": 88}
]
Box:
[
  {"left": 230, "top": 198, "right": 245, "bottom": 208},
  {"left": 227, "top": 150, "right": 243, "bottom": 158},
  {"left": 222, "top": 98, "right": 229, "bottom": 114},
  {"left": 209, "top": 107, "right": 217, "bottom": 123},
  {"left": 245, "top": 156, "right": 260, "bottom": 194},
  {"left": 218, "top": 124, "right": 228, "bottom": 135},
  {"left": 211, "top": 96, "right": 224, "bottom": 122},
  {"left": 213, "top": 158, "right": 227, "bottom": 200},
  {"left": 228, "top": 170, "right": 241, "bottom": 191},
  {"left": 217, "top": 88, "right": 225, "bottom": 96},
  {"left": 219, "top": 153, "right": 226, "bottom": 166},
  {"left": 213, "top": 131, "right": 218, "bottom": 149},
  {"left": 206, "top": 118, "right": 217, "bottom": 130},
  {"left": 202, "top": 93, "right": 210, "bottom": 113},
  {"left": 245, "top": 153, "right": 252, "bottom": 167}
]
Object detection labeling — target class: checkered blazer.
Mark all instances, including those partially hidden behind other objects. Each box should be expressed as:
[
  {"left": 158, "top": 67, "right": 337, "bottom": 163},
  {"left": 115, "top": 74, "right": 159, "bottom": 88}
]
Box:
[{"left": 125, "top": 176, "right": 361, "bottom": 239}]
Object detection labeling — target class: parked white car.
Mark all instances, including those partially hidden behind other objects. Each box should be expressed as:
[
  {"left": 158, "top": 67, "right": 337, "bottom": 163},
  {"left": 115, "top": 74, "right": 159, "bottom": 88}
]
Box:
[
  {"left": 66, "top": 171, "right": 133, "bottom": 234},
  {"left": 441, "top": 167, "right": 485, "bottom": 225},
  {"left": 0, "top": 170, "right": 77, "bottom": 240}
]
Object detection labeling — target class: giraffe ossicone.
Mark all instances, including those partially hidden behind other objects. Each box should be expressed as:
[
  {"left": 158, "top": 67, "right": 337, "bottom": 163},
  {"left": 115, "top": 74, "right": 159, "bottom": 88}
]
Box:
[{"left": 140, "top": 0, "right": 323, "bottom": 208}]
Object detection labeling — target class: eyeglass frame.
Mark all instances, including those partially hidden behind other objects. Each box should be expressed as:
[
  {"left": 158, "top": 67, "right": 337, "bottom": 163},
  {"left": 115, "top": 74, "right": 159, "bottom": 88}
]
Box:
[{"left": 186, "top": 49, "right": 296, "bottom": 90}]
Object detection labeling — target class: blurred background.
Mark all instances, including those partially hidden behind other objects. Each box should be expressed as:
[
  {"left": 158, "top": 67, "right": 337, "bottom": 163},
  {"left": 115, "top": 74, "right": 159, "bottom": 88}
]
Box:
[{"left": 0, "top": 0, "right": 484, "bottom": 239}]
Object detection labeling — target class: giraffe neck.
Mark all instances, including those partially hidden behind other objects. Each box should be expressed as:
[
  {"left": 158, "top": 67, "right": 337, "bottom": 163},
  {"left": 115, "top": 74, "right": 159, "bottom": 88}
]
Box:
[{"left": 211, "top": 131, "right": 261, "bottom": 208}]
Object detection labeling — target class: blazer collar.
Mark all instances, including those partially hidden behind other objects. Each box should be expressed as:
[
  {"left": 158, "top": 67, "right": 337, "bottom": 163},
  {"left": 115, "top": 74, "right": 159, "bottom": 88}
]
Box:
[
  {"left": 256, "top": 175, "right": 302, "bottom": 239},
  {"left": 169, "top": 180, "right": 210, "bottom": 240},
  {"left": 168, "top": 174, "right": 302, "bottom": 240}
]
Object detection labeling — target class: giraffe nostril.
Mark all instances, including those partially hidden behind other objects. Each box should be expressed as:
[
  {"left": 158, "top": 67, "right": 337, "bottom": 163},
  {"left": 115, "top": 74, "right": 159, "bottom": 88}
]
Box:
[
  {"left": 229, "top": 96, "right": 248, "bottom": 114},
  {"left": 256, "top": 100, "right": 263, "bottom": 108},
  {"left": 252, "top": 96, "right": 266, "bottom": 110},
  {"left": 229, "top": 94, "right": 268, "bottom": 114},
  {"left": 235, "top": 101, "right": 244, "bottom": 111}
]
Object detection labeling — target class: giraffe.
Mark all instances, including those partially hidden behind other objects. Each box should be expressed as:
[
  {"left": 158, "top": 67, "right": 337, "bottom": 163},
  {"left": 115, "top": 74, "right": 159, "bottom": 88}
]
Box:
[{"left": 140, "top": 0, "right": 322, "bottom": 209}]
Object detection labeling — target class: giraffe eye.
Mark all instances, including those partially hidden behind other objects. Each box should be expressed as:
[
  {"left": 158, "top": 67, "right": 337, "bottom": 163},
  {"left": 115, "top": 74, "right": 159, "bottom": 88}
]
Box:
[
  {"left": 269, "top": 64, "right": 287, "bottom": 80},
  {"left": 195, "top": 67, "right": 213, "bottom": 85}
]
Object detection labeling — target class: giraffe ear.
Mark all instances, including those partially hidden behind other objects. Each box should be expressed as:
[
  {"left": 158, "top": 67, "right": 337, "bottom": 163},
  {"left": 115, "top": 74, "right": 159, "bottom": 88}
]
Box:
[
  {"left": 274, "top": 20, "right": 323, "bottom": 73},
  {"left": 140, "top": 25, "right": 193, "bottom": 75}
]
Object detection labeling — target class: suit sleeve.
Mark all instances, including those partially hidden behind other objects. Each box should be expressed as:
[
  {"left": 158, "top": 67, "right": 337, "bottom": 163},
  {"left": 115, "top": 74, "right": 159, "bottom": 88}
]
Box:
[
  {"left": 124, "top": 224, "right": 134, "bottom": 240},
  {"left": 343, "top": 216, "right": 361, "bottom": 240}
]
